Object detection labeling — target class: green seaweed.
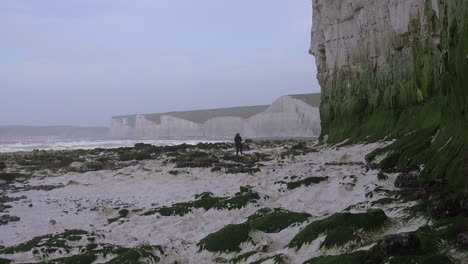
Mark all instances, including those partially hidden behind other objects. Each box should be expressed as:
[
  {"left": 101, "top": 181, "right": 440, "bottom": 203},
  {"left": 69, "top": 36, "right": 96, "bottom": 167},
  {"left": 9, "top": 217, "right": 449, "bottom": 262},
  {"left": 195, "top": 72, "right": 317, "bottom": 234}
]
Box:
[
  {"left": 229, "top": 251, "right": 258, "bottom": 263},
  {"left": 286, "top": 176, "right": 328, "bottom": 190},
  {"left": 288, "top": 209, "right": 388, "bottom": 250},
  {"left": 317, "top": 0, "right": 468, "bottom": 193},
  {"left": 303, "top": 251, "right": 369, "bottom": 264},
  {"left": 199, "top": 208, "right": 311, "bottom": 253},
  {"left": 247, "top": 208, "right": 311, "bottom": 233},
  {"left": 0, "top": 258, "right": 12, "bottom": 264},
  {"left": 118, "top": 209, "right": 129, "bottom": 218},
  {"left": 106, "top": 245, "right": 162, "bottom": 264},
  {"left": 0, "top": 230, "right": 88, "bottom": 254},
  {"left": 42, "top": 253, "right": 98, "bottom": 264},
  {"left": 197, "top": 223, "right": 251, "bottom": 253},
  {"left": 142, "top": 188, "right": 260, "bottom": 216},
  {"left": 250, "top": 254, "right": 287, "bottom": 264},
  {"left": 280, "top": 142, "right": 317, "bottom": 159},
  {"left": 381, "top": 255, "right": 453, "bottom": 264},
  {"left": 0, "top": 172, "right": 31, "bottom": 183}
]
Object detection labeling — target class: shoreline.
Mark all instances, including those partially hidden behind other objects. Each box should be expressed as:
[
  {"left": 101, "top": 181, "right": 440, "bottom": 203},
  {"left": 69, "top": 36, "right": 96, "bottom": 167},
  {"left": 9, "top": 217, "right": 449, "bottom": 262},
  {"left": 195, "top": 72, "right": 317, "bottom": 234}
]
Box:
[{"left": 0, "top": 140, "right": 466, "bottom": 263}]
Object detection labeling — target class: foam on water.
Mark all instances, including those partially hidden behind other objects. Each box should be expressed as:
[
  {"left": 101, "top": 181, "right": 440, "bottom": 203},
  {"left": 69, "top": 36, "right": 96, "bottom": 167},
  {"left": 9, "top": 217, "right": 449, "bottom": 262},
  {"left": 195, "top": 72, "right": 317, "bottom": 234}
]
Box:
[{"left": 0, "top": 139, "right": 226, "bottom": 153}]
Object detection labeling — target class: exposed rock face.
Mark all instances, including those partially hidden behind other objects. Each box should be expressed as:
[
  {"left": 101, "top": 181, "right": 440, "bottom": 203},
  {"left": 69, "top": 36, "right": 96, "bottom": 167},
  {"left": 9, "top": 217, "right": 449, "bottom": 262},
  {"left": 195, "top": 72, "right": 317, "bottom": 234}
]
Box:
[
  {"left": 110, "top": 94, "right": 321, "bottom": 139},
  {"left": 311, "top": 0, "right": 468, "bottom": 188}
]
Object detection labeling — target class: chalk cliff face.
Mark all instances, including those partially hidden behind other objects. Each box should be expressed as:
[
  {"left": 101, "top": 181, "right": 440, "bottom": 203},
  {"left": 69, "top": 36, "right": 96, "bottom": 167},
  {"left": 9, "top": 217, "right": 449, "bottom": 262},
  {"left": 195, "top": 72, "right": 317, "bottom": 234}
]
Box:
[
  {"left": 311, "top": 0, "right": 467, "bottom": 188},
  {"left": 110, "top": 94, "right": 321, "bottom": 139}
]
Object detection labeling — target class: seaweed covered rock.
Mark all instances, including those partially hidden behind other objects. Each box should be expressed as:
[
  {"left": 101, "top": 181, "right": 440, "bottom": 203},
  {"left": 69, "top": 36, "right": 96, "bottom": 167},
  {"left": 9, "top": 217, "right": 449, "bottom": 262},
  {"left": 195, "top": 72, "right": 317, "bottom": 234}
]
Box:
[
  {"left": 289, "top": 209, "right": 388, "bottom": 249},
  {"left": 249, "top": 254, "right": 287, "bottom": 264},
  {"left": 426, "top": 196, "right": 465, "bottom": 219},
  {"left": 197, "top": 223, "right": 251, "bottom": 253},
  {"left": 0, "top": 229, "right": 164, "bottom": 264},
  {"left": 311, "top": 0, "right": 468, "bottom": 191},
  {"left": 198, "top": 208, "right": 311, "bottom": 253},
  {"left": 0, "top": 257, "right": 12, "bottom": 264},
  {"left": 106, "top": 245, "right": 164, "bottom": 264},
  {"left": 172, "top": 151, "right": 219, "bottom": 168},
  {"left": 280, "top": 142, "right": 317, "bottom": 159},
  {"left": 247, "top": 208, "right": 311, "bottom": 233},
  {"left": 142, "top": 187, "right": 260, "bottom": 216},
  {"left": 379, "top": 232, "right": 420, "bottom": 256},
  {"left": 303, "top": 251, "right": 370, "bottom": 264},
  {"left": 285, "top": 176, "right": 328, "bottom": 190},
  {"left": 0, "top": 172, "right": 31, "bottom": 183},
  {"left": 304, "top": 251, "right": 452, "bottom": 264},
  {"left": 394, "top": 172, "right": 421, "bottom": 189},
  {"left": 0, "top": 229, "right": 89, "bottom": 255},
  {"left": 304, "top": 225, "right": 456, "bottom": 264},
  {"left": 0, "top": 215, "right": 20, "bottom": 226},
  {"left": 456, "top": 233, "right": 468, "bottom": 247}
]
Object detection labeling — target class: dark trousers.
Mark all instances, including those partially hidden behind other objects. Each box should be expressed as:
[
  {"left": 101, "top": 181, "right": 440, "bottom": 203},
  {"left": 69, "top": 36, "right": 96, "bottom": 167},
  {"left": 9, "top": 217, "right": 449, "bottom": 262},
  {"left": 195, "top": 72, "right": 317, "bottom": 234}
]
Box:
[{"left": 236, "top": 144, "right": 243, "bottom": 155}]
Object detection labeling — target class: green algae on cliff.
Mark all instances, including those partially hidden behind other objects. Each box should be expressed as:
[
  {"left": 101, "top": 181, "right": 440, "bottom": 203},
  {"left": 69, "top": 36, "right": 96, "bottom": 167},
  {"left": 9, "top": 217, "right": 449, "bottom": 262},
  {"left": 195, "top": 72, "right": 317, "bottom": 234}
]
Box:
[{"left": 313, "top": 0, "right": 468, "bottom": 192}]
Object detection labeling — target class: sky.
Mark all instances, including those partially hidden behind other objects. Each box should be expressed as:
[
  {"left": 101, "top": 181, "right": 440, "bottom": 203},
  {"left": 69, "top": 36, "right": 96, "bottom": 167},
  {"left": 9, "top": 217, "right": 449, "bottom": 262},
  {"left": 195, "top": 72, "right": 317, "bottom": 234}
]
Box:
[{"left": 0, "top": 0, "right": 320, "bottom": 127}]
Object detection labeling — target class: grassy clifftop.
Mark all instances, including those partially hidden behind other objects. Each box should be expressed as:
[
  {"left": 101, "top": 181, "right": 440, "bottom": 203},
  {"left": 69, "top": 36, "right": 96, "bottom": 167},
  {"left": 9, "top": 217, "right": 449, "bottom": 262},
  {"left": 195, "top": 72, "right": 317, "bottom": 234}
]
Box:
[{"left": 112, "top": 93, "right": 321, "bottom": 125}]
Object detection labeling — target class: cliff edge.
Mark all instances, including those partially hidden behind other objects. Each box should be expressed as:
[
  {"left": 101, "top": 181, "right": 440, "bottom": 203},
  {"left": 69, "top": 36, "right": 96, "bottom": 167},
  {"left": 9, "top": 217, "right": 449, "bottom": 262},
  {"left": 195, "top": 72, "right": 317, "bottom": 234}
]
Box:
[
  {"left": 311, "top": 0, "right": 468, "bottom": 190},
  {"left": 111, "top": 93, "right": 321, "bottom": 139}
]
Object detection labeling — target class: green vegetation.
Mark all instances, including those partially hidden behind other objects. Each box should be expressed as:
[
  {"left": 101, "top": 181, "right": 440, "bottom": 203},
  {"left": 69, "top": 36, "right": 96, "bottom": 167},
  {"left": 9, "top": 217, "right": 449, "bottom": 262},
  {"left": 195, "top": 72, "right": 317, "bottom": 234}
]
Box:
[
  {"left": 108, "top": 209, "right": 130, "bottom": 224},
  {"left": 42, "top": 253, "right": 98, "bottom": 264},
  {"left": 304, "top": 252, "right": 452, "bottom": 264},
  {"left": 381, "top": 255, "right": 453, "bottom": 264},
  {"left": 0, "top": 229, "right": 164, "bottom": 264},
  {"left": 197, "top": 223, "right": 251, "bottom": 253},
  {"left": 370, "top": 198, "right": 394, "bottom": 206},
  {"left": 0, "top": 258, "right": 12, "bottom": 264},
  {"left": 118, "top": 209, "right": 129, "bottom": 218},
  {"left": 377, "top": 171, "right": 389, "bottom": 181},
  {"left": 229, "top": 251, "right": 258, "bottom": 263},
  {"left": 142, "top": 187, "right": 260, "bottom": 217},
  {"left": 16, "top": 150, "right": 76, "bottom": 170},
  {"left": 0, "top": 142, "right": 239, "bottom": 175},
  {"left": 116, "top": 105, "right": 270, "bottom": 126},
  {"left": 106, "top": 245, "right": 163, "bottom": 264},
  {"left": 172, "top": 151, "right": 219, "bottom": 168},
  {"left": 303, "top": 251, "right": 369, "bottom": 264},
  {"left": 289, "top": 209, "right": 388, "bottom": 250},
  {"left": 0, "top": 229, "right": 89, "bottom": 254},
  {"left": 247, "top": 208, "right": 311, "bottom": 233},
  {"left": 250, "top": 254, "right": 287, "bottom": 264},
  {"left": 303, "top": 223, "right": 459, "bottom": 264},
  {"left": 0, "top": 172, "right": 31, "bottom": 183},
  {"left": 198, "top": 208, "right": 310, "bottom": 253},
  {"left": 318, "top": 1, "right": 468, "bottom": 193},
  {"left": 280, "top": 142, "right": 317, "bottom": 159},
  {"left": 286, "top": 176, "right": 328, "bottom": 190}
]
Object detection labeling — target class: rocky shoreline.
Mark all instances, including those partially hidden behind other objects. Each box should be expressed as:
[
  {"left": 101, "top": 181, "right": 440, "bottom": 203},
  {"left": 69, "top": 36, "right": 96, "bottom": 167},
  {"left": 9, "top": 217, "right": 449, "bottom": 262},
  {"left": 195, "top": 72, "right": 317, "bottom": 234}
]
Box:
[{"left": 0, "top": 141, "right": 466, "bottom": 263}]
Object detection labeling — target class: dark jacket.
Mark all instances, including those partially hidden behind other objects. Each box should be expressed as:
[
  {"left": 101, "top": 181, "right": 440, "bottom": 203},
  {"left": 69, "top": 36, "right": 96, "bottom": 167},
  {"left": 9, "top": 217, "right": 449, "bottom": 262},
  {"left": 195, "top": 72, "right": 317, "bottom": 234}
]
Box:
[{"left": 234, "top": 134, "right": 242, "bottom": 146}]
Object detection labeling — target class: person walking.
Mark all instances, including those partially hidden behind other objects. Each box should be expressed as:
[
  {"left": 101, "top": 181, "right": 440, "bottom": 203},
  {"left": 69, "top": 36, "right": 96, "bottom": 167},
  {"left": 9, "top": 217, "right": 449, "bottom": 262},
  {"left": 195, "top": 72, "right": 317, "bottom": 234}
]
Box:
[{"left": 234, "top": 133, "right": 243, "bottom": 155}]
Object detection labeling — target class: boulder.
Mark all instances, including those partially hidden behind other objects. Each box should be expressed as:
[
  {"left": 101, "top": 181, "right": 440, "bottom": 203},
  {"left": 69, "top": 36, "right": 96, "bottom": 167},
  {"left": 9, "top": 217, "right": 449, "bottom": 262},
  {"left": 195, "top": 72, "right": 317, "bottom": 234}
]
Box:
[
  {"left": 427, "top": 196, "right": 462, "bottom": 218},
  {"left": 0, "top": 215, "right": 20, "bottom": 225},
  {"left": 380, "top": 232, "right": 420, "bottom": 256},
  {"left": 456, "top": 233, "right": 468, "bottom": 247},
  {"left": 394, "top": 172, "right": 421, "bottom": 189}
]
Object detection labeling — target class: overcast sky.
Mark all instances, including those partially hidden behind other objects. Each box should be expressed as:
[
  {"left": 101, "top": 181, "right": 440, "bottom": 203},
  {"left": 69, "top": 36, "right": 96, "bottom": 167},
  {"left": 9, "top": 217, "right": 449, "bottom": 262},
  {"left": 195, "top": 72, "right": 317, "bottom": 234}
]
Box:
[{"left": 0, "top": 0, "right": 320, "bottom": 127}]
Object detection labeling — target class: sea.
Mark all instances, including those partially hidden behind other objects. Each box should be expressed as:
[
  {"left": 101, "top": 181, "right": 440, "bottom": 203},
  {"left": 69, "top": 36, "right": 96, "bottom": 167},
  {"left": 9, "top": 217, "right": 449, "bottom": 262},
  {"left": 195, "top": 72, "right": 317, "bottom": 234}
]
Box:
[{"left": 0, "top": 139, "right": 227, "bottom": 153}]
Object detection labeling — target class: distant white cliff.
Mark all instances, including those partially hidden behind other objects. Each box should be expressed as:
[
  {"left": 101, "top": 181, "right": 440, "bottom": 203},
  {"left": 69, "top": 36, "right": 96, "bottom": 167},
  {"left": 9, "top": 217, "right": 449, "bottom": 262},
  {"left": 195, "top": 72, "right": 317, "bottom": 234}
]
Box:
[{"left": 110, "top": 94, "right": 321, "bottom": 139}]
